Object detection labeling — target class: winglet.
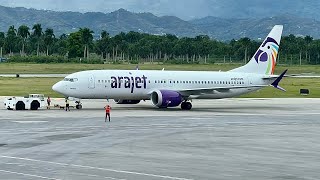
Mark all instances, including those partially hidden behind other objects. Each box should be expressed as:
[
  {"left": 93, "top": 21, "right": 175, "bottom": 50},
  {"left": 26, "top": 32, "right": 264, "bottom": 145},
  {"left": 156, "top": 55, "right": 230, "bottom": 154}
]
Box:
[{"left": 271, "top": 69, "right": 288, "bottom": 92}]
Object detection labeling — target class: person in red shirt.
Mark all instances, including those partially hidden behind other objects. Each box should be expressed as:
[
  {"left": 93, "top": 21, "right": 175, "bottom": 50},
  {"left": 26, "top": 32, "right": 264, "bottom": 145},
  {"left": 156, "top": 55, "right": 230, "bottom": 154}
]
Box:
[{"left": 104, "top": 105, "right": 111, "bottom": 122}]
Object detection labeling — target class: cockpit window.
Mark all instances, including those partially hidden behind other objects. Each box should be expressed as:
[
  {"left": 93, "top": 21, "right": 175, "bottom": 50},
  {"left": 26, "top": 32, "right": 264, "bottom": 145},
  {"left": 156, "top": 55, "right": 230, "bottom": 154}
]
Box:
[{"left": 64, "top": 78, "right": 78, "bottom": 82}]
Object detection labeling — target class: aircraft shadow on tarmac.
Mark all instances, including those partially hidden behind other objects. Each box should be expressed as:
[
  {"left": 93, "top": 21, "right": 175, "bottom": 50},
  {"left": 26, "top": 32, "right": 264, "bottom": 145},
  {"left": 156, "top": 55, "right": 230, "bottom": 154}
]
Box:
[{"left": 56, "top": 104, "right": 288, "bottom": 113}]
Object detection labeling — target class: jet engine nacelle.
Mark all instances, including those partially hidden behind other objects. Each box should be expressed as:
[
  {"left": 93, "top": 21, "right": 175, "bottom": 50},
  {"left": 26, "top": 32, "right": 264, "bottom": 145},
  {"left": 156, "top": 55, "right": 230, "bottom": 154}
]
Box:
[
  {"left": 151, "top": 90, "right": 183, "bottom": 108},
  {"left": 114, "top": 99, "right": 141, "bottom": 104}
]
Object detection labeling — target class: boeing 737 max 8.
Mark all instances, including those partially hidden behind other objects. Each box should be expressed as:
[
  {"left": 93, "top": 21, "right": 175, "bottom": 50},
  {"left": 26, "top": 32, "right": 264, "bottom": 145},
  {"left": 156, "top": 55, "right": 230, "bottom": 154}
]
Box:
[{"left": 52, "top": 25, "right": 286, "bottom": 110}]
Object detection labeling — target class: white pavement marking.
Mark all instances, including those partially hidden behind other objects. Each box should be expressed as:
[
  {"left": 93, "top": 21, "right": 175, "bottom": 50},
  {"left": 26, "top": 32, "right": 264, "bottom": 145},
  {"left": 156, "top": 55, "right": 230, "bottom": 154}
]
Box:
[
  {"left": 0, "top": 155, "right": 193, "bottom": 180},
  {"left": 13, "top": 121, "right": 48, "bottom": 124},
  {"left": 0, "top": 169, "right": 61, "bottom": 180}
]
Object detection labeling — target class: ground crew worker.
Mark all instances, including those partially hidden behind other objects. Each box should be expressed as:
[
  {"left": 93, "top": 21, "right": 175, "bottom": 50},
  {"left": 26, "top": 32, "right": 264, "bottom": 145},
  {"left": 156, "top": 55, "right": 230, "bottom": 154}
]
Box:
[
  {"left": 104, "top": 105, "right": 111, "bottom": 122},
  {"left": 65, "top": 98, "right": 70, "bottom": 111},
  {"left": 47, "top": 96, "right": 51, "bottom": 109}
]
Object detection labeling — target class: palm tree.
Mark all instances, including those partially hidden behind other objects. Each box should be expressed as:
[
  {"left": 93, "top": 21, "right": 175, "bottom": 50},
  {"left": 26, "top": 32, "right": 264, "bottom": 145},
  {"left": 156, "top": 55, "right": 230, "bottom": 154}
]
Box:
[
  {"left": 18, "top": 25, "right": 30, "bottom": 56},
  {"left": 96, "top": 30, "right": 109, "bottom": 59},
  {"left": 79, "top": 28, "right": 94, "bottom": 59},
  {"left": 239, "top": 37, "right": 251, "bottom": 64},
  {"left": 32, "top": 24, "right": 43, "bottom": 56},
  {"left": 0, "top": 32, "right": 5, "bottom": 57},
  {"left": 101, "top": 30, "right": 109, "bottom": 39},
  {"left": 6, "top": 25, "right": 17, "bottom": 55},
  {"left": 44, "top": 28, "right": 55, "bottom": 56},
  {"left": 304, "top": 35, "right": 313, "bottom": 63}
]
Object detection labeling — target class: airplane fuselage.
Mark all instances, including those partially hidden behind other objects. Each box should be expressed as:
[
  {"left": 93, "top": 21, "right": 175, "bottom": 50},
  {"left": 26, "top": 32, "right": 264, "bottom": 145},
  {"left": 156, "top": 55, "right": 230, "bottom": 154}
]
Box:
[{"left": 53, "top": 70, "right": 272, "bottom": 100}]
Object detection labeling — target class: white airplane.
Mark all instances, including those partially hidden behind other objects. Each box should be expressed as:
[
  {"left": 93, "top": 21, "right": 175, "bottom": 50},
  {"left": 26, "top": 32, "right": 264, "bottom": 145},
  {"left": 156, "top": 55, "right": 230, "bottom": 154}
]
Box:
[{"left": 53, "top": 25, "right": 286, "bottom": 110}]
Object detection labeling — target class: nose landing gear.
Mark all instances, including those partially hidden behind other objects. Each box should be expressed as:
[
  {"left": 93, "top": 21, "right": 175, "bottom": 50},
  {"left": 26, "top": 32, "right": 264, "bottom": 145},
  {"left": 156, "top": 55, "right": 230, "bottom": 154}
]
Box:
[{"left": 181, "top": 101, "right": 192, "bottom": 110}]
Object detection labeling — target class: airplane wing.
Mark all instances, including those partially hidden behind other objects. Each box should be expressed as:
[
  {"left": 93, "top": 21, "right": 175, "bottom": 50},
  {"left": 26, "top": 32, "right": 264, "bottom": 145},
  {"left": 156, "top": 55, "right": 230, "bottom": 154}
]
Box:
[{"left": 177, "top": 85, "right": 267, "bottom": 96}]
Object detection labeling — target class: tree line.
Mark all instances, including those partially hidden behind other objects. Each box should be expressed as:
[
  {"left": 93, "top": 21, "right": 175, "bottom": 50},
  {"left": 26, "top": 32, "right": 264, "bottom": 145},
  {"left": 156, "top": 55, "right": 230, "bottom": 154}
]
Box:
[{"left": 1, "top": 24, "right": 320, "bottom": 65}]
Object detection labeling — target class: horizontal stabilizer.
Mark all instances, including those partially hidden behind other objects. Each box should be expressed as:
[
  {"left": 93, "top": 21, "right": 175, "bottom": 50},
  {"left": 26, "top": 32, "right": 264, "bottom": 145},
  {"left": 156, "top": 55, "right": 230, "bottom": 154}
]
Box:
[{"left": 271, "top": 69, "right": 288, "bottom": 92}]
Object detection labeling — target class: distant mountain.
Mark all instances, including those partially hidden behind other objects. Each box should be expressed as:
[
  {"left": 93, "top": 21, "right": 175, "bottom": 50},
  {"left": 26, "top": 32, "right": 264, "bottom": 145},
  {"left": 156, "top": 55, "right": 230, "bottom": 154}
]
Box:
[
  {"left": 1, "top": 0, "right": 320, "bottom": 21},
  {"left": 0, "top": 6, "right": 202, "bottom": 37},
  {"left": 1, "top": 5, "right": 320, "bottom": 40},
  {"left": 190, "top": 15, "right": 320, "bottom": 40}
]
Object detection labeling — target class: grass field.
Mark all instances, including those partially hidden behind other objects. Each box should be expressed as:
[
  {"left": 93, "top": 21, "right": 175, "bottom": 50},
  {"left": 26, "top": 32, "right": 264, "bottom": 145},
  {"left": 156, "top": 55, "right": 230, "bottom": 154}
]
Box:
[
  {"left": 0, "top": 63, "right": 319, "bottom": 98},
  {"left": 1, "top": 63, "right": 320, "bottom": 74},
  {"left": 0, "top": 77, "right": 62, "bottom": 98}
]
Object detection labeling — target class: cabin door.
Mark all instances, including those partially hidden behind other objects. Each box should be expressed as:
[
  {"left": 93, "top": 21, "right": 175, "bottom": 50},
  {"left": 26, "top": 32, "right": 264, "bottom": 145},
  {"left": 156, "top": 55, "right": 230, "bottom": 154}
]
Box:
[{"left": 88, "top": 74, "right": 95, "bottom": 89}]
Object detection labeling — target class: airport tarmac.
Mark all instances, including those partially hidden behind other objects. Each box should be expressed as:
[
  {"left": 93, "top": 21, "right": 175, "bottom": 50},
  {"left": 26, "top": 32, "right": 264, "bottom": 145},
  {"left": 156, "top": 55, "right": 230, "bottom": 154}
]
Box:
[{"left": 0, "top": 98, "right": 320, "bottom": 180}]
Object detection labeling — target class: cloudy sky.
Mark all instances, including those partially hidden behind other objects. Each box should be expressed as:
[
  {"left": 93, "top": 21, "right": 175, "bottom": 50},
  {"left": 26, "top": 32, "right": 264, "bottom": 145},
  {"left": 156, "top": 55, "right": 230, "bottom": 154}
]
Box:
[{"left": 0, "top": 0, "right": 319, "bottom": 20}]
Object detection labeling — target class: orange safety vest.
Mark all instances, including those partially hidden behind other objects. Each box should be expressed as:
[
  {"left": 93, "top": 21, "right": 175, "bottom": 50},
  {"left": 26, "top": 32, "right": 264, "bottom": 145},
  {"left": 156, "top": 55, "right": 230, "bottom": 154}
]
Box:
[{"left": 105, "top": 106, "right": 111, "bottom": 113}]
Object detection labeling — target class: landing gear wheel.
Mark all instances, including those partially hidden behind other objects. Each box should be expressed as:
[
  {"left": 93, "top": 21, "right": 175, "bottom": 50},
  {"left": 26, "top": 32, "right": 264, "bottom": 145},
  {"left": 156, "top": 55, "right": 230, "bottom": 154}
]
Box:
[
  {"left": 181, "top": 102, "right": 192, "bottom": 110},
  {"left": 185, "top": 102, "right": 192, "bottom": 110},
  {"left": 181, "top": 102, "right": 186, "bottom": 110}
]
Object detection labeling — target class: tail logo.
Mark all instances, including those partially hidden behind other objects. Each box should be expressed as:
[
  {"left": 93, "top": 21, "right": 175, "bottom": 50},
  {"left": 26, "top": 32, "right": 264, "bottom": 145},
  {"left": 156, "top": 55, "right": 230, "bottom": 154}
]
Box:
[{"left": 254, "top": 37, "right": 279, "bottom": 74}]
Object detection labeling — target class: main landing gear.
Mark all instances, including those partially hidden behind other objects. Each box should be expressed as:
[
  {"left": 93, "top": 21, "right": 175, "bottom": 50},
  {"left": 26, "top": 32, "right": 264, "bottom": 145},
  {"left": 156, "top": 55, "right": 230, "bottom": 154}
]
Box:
[{"left": 181, "top": 101, "right": 192, "bottom": 110}]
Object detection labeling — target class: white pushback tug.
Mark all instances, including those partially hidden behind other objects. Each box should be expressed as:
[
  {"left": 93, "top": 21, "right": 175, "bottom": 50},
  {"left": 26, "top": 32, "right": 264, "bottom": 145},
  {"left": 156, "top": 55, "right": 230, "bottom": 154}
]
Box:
[{"left": 4, "top": 94, "right": 45, "bottom": 110}]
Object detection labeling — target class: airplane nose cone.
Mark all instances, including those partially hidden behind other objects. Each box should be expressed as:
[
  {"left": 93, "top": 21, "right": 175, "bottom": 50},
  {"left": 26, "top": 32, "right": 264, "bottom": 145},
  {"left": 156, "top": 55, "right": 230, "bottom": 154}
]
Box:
[
  {"left": 52, "top": 81, "right": 64, "bottom": 94},
  {"left": 52, "top": 82, "right": 59, "bottom": 91}
]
